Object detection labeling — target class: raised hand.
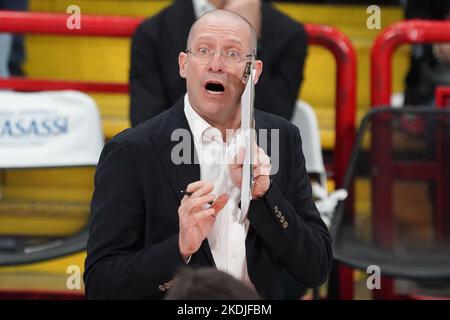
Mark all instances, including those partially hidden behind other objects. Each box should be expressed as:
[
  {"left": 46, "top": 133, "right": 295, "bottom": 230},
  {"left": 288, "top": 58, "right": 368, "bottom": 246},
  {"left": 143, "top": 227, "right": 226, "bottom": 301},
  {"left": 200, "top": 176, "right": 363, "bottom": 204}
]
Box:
[
  {"left": 229, "top": 144, "right": 271, "bottom": 199},
  {"left": 178, "top": 181, "right": 228, "bottom": 258}
]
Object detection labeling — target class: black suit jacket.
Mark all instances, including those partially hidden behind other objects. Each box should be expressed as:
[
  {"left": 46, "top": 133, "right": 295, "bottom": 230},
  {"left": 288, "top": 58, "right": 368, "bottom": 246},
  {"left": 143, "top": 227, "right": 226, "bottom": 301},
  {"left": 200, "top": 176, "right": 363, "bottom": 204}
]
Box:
[
  {"left": 129, "top": 0, "right": 308, "bottom": 126},
  {"left": 84, "top": 97, "right": 332, "bottom": 299}
]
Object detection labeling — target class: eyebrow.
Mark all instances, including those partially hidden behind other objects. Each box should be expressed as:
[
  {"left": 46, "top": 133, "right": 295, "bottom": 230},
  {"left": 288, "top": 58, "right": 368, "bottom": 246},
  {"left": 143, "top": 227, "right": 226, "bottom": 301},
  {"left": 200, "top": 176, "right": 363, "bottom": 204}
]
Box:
[{"left": 194, "top": 35, "right": 245, "bottom": 47}]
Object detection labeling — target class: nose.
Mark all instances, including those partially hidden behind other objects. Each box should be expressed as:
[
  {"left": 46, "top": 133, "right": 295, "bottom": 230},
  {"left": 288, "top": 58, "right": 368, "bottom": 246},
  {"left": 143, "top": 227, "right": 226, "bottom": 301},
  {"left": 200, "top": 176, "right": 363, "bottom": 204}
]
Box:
[{"left": 208, "top": 52, "right": 224, "bottom": 72}]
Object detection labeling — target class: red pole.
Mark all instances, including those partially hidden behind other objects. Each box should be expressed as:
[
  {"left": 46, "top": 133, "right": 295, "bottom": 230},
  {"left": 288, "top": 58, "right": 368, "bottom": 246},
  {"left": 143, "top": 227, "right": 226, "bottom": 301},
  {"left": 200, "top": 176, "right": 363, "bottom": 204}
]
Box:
[
  {"left": 306, "top": 24, "right": 357, "bottom": 300},
  {"left": 306, "top": 24, "right": 357, "bottom": 189}
]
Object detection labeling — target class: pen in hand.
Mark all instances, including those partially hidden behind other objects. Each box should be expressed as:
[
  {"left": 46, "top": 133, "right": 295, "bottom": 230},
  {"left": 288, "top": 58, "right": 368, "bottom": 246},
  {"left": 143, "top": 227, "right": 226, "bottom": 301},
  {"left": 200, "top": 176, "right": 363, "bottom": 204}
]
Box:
[{"left": 180, "top": 189, "right": 214, "bottom": 206}]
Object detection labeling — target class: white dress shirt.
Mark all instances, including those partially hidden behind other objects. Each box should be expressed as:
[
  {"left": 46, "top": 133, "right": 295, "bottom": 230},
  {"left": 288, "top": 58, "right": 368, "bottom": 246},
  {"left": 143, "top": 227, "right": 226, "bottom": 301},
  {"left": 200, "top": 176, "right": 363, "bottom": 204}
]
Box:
[
  {"left": 184, "top": 94, "right": 252, "bottom": 285},
  {"left": 192, "top": 0, "right": 217, "bottom": 19}
]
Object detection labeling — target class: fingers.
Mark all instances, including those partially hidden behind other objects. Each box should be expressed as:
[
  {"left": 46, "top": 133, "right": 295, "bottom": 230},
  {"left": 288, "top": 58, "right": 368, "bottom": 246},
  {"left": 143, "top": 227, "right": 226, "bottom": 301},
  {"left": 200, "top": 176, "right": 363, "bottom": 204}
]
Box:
[
  {"left": 180, "top": 181, "right": 216, "bottom": 217},
  {"left": 211, "top": 193, "right": 229, "bottom": 213},
  {"left": 192, "top": 207, "right": 216, "bottom": 220},
  {"left": 253, "top": 175, "right": 270, "bottom": 191},
  {"left": 229, "top": 146, "right": 245, "bottom": 169},
  {"left": 180, "top": 207, "right": 216, "bottom": 230},
  {"left": 231, "top": 145, "right": 269, "bottom": 168},
  {"left": 181, "top": 194, "right": 228, "bottom": 227},
  {"left": 254, "top": 162, "right": 271, "bottom": 177},
  {"left": 253, "top": 147, "right": 270, "bottom": 166},
  {"left": 251, "top": 175, "right": 271, "bottom": 199},
  {"left": 185, "top": 181, "right": 213, "bottom": 196},
  {"left": 229, "top": 145, "right": 271, "bottom": 182},
  {"left": 253, "top": 147, "right": 271, "bottom": 178},
  {"left": 250, "top": 147, "right": 271, "bottom": 198},
  {"left": 181, "top": 181, "right": 214, "bottom": 204},
  {"left": 185, "top": 180, "right": 205, "bottom": 194},
  {"left": 183, "top": 193, "right": 216, "bottom": 214},
  {"left": 190, "top": 181, "right": 214, "bottom": 199}
]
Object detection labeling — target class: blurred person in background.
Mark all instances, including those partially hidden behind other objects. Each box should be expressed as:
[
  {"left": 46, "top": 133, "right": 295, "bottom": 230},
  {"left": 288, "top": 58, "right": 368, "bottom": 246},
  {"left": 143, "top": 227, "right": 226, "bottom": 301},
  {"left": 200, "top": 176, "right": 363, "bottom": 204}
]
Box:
[
  {"left": 401, "top": 0, "right": 450, "bottom": 133},
  {"left": 0, "top": 0, "right": 28, "bottom": 77}
]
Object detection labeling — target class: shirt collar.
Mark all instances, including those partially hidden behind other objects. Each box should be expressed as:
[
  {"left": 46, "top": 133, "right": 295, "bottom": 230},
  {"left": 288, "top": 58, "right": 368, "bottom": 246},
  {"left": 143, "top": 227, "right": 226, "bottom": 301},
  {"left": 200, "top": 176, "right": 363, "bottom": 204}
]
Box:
[
  {"left": 184, "top": 94, "right": 243, "bottom": 146},
  {"left": 192, "top": 0, "right": 217, "bottom": 19},
  {"left": 184, "top": 94, "right": 218, "bottom": 145}
]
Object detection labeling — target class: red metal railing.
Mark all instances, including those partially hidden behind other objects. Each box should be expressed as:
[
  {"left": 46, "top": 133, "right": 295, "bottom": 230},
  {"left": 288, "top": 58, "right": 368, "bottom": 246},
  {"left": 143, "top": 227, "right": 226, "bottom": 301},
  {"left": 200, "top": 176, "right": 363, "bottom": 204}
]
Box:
[
  {"left": 0, "top": 10, "right": 357, "bottom": 299},
  {"left": 367, "top": 20, "right": 450, "bottom": 300},
  {"left": 0, "top": 10, "right": 140, "bottom": 36},
  {"left": 305, "top": 24, "right": 357, "bottom": 188},
  {"left": 372, "top": 20, "right": 450, "bottom": 107},
  {"left": 0, "top": 11, "right": 140, "bottom": 93}
]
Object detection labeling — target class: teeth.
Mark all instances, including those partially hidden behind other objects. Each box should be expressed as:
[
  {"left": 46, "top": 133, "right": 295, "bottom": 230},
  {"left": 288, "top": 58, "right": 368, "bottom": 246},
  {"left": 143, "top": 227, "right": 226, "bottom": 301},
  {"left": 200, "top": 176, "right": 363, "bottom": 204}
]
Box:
[{"left": 207, "top": 90, "right": 223, "bottom": 95}]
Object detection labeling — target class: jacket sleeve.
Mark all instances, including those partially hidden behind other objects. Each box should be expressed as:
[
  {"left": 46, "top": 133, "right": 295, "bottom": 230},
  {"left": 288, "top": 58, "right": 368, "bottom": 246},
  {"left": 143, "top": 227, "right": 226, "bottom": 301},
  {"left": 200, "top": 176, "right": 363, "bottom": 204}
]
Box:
[
  {"left": 247, "top": 126, "right": 333, "bottom": 288},
  {"left": 129, "top": 22, "right": 170, "bottom": 127},
  {"left": 255, "top": 23, "right": 308, "bottom": 120},
  {"left": 84, "top": 139, "right": 185, "bottom": 299}
]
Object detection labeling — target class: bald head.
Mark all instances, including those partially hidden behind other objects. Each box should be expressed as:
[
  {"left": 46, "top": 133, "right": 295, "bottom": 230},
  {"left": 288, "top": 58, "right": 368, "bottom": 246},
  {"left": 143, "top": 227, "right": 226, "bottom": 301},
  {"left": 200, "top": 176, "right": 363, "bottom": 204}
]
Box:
[
  {"left": 177, "top": 8, "right": 264, "bottom": 129},
  {"left": 186, "top": 9, "right": 257, "bottom": 55}
]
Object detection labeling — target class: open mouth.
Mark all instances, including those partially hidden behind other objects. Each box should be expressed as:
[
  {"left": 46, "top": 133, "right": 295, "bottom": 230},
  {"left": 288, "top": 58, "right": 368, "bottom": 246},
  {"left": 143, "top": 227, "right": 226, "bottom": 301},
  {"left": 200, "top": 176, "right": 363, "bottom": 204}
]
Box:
[{"left": 205, "top": 82, "right": 225, "bottom": 93}]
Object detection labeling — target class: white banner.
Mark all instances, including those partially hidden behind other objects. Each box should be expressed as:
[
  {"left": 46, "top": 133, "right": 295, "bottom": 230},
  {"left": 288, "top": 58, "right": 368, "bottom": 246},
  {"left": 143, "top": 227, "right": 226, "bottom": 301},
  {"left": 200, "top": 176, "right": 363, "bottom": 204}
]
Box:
[{"left": 0, "top": 90, "right": 104, "bottom": 168}]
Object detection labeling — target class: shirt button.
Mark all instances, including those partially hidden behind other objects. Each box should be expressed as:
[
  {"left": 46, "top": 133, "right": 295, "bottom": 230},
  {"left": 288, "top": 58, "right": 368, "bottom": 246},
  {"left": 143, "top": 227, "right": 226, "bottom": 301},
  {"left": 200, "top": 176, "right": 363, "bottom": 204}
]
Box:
[
  {"left": 280, "top": 216, "right": 285, "bottom": 223},
  {"left": 283, "top": 221, "right": 289, "bottom": 229},
  {"left": 274, "top": 206, "right": 279, "bottom": 213},
  {"left": 158, "top": 285, "right": 166, "bottom": 292}
]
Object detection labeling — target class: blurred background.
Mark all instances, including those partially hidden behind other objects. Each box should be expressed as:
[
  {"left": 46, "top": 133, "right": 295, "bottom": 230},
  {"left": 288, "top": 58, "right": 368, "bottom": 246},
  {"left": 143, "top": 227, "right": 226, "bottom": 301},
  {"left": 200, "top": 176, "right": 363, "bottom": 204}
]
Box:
[{"left": 0, "top": 0, "right": 449, "bottom": 300}]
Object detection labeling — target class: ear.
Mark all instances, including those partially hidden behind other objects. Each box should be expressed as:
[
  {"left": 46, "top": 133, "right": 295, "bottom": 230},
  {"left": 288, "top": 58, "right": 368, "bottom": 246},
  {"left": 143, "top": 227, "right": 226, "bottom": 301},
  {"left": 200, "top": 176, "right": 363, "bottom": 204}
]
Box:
[
  {"left": 253, "top": 60, "right": 263, "bottom": 85},
  {"left": 178, "top": 52, "right": 188, "bottom": 79}
]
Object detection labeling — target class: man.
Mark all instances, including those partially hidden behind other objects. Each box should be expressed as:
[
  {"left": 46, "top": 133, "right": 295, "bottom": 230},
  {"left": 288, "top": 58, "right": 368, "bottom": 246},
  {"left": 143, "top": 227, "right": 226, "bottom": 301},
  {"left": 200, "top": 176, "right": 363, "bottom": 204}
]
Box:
[
  {"left": 129, "top": 0, "right": 308, "bottom": 126},
  {"left": 84, "top": 10, "right": 331, "bottom": 299}
]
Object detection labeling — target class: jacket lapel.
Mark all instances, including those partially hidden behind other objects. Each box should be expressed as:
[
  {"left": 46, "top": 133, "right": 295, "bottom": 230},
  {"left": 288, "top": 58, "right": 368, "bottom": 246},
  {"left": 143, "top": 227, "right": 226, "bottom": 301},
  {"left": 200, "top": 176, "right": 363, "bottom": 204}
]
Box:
[
  {"left": 148, "top": 97, "right": 215, "bottom": 266},
  {"left": 246, "top": 113, "right": 284, "bottom": 299}
]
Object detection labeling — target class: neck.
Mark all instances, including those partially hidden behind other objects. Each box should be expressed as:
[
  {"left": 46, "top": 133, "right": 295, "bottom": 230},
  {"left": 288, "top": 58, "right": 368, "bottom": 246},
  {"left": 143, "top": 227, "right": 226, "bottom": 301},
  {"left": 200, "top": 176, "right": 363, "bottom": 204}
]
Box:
[{"left": 199, "top": 106, "right": 241, "bottom": 143}]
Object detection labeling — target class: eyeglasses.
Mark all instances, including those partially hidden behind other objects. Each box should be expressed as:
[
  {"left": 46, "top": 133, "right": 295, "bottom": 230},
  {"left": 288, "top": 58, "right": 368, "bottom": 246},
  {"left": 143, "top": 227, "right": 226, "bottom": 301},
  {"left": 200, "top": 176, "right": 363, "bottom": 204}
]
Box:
[{"left": 185, "top": 48, "right": 254, "bottom": 65}]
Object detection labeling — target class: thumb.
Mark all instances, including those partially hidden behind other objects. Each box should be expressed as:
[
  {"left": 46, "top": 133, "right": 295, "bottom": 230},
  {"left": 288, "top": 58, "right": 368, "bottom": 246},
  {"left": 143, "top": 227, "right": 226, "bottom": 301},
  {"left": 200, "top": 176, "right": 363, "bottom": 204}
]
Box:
[
  {"left": 212, "top": 193, "right": 229, "bottom": 214},
  {"left": 229, "top": 147, "right": 246, "bottom": 169}
]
